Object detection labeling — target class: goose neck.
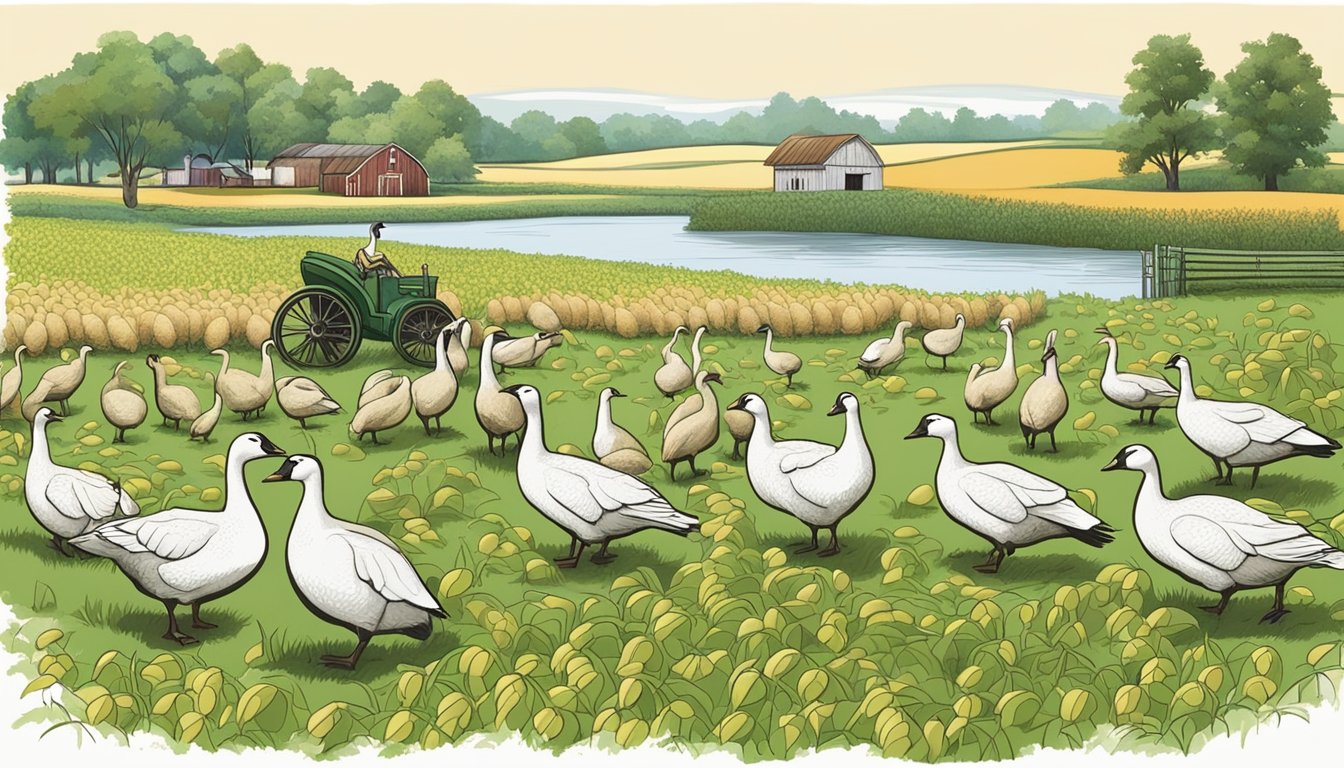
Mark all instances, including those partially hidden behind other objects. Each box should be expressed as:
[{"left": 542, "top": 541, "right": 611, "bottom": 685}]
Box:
[
  {"left": 1102, "top": 341, "right": 1118, "bottom": 377},
  {"left": 762, "top": 328, "right": 775, "bottom": 354},
  {"left": 1044, "top": 353, "right": 1060, "bottom": 382},
  {"left": 691, "top": 328, "right": 705, "bottom": 371},
  {"left": 479, "top": 339, "right": 500, "bottom": 389},
  {"left": 840, "top": 408, "right": 866, "bottom": 451},
  {"left": 596, "top": 396, "right": 615, "bottom": 436},
  {"left": 1135, "top": 465, "right": 1168, "bottom": 504},
  {"left": 746, "top": 409, "right": 775, "bottom": 450},
  {"left": 216, "top": 351, "right": 231, "bottom": 377},
  {"left": 365, "top": 229, "right": 378, "bottom": 253},
  {"left": 519, "top": 400, "right": 548, "bottom": 456},
  {"left": 1175, "top": 364, "right": 1196, "bottom": 403},
  {"left": 293, "top": 474, "right": 332, "bottom": 529},
  {"left": 1000, "top": 327, "right": 1015, "bottom": 369},
  {"left": 30, "top": 420, "right": 52, "bottom": 467},
  {"left": 662, "top": 329, "right": 681, "bottom": 359},
  {"left": 434, "top": 332, "right": 450, "bottom": 372},
  {"left": 222, "top": 453, "right": 258, "bottom": 517},
  {"left": 935, "top": 432, "right": 969, "bottom": 470}
]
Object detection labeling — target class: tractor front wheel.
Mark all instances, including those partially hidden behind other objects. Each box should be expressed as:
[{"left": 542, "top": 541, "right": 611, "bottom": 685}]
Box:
[
  {"left": 394, "top": 303, "right": 454, "bottom": 367},
  {"left": 272, "top": 288, "right": 362, "bottom": 368}
]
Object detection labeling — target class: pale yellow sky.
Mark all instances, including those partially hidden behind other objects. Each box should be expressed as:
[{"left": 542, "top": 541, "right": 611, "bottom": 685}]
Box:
[{"left": 0, "top": 4, "right": 1341, "bottom": 100}]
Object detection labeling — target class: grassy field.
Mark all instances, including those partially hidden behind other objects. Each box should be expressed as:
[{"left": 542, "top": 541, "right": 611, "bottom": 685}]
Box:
[
  {"left": 1057, "top": 163, "right": 1344, "bottom": 196},
  {"left": 3, "top": 289, "right": 1344, "bottom": 759}
]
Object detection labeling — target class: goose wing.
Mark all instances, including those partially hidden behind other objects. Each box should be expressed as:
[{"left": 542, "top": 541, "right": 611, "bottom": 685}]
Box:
[
  {"left": 1209, "top": 401, "right": 1305, "bottom": 442},
  {"left": 46, "top": 471, "right": 126, "bottom": 521},
  {"left": 1116, "top": 371, "right": 1178, "bottom": 397},
  {"left": 542, "top": 457, "right": 677, "bottom": 524},
  {"left": 778, "top": 441, "right": 840, "bottom": 507},
  {"left": 859, "top": 339, "right": 887, "bottom": 364},
  {"left": 958, "top": 464, "right": 1097, "bottom": 528},
  {"left": 83, "top": 512, "right": 218, "bottom": 561},
  {"left": 779, "top": 441, "right": 836, "bottom": 473},
  {"left": 1171, "top": 510, "right": 1338, "bottom": 569},
  {"left": 340, "top": 529, "right": 445, "bottom": 614},
  {"left": 281, "top": 377, "right": 340, "bottom": 410},
  {"left": 664, "top": 393, "right": 704, "bottom": 434}
]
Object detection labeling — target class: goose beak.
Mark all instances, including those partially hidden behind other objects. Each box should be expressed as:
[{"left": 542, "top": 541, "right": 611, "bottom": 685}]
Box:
[
  {"left": 904, "top": 420, "right": 929, "bottom": 440},
  {"left": 704, "top": 372, "right": 723, "bottom": 385},
  {"left": 826, "top": 395, "right": 846, "bottom": 417},
  {"left": 755, "top": 324, "right": 769, "bottom": 334},
  {"left": 257, "top": 435, "right": 285, "bottom": 456},
  {"left": 610, "top": 388, "right": 626, "bottom": 398},
  {"left": 1093, "top": 326, "right": 1112, "bottom": 336},
  {"left": 727, "top": 395, "right": 749, "bottom": 411},
  {"left": 1101, "top": 451, "right": 1126, "bottom": 472},
  {"left": 263, "top": 457, "right": 297, "bottom": 483},
  {"left": 1163, "top": 356, "right": 1181, "bottom": 370},
  {"left": 1041, "top": 347, "right": 1057, "bottom": 364},
  {"left": 501, "top": 384, "right": 526, "bottom": 397},
  {"left": 46, "top": 413, "right": 63, "bottom": 423}
]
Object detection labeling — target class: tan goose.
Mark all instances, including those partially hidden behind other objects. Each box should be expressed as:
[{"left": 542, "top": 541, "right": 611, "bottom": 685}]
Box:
[
  {"left": 964, "top": 318, "right": 1019, "bottom": 425},
  {"left": 661, "top": 370, "right": 723, "bottom": 479},
  {"left": 475, "top": 331, "right": 525, "bottom": 454},
  {"left": 1018, "top": 330, "right": 1068, "bottom": 451},
  {"left": 146, "top": 353, "right": 202, "bottom": 430},
  {"left": 35, "top": 345, "right": 93, "bottom": 415},
  {"left": 212, "top": 340, "right": 275, "bottom": 420},
  {"left": 412, "top": 326, "right": 458, "bottom": 436},
  {"left": 276, "top": 375, "right": 341, "bottom": 429},
  {"left": 491, "top": 331, "right": 562, "bottom": 372},
  {"left": 190, "top": 375, "right": 223, "bottom": 442},
  {"left": 923, "top": 313, "right": 966, "bottom": 369},
  {"left": 1, "top": 345, "right": 27, "bottom": 416},
  {"left": 593, "top": 387, "right": 652, "bottom": 475},
  {"left": 858, "top": 321, "right": 913, "bottom": 379},
  {"left": 100, "top": 361, "right": 147, "bottom": 443},
  {"left": 757, "top": 324, "right": 802, "bottom": 388},
  {"left": 445, "top": 317, "right": 473, "bottom": 377},
  {"left": 725, "top": 405, "right": 753, "bottom": 461},
  {"left": 357, "top": 370, "right": 399, "bottom": 409},
  {"left": 350, "top": 372, "right": 411, "bottom": 444},
  {"left": 653, "top": 326, "right": 693, "bottom": 398}
]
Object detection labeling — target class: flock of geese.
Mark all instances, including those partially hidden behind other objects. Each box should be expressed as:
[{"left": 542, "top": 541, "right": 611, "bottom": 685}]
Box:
[{"left": 9, "top": 306, "right": 1344, "bottom": 657}]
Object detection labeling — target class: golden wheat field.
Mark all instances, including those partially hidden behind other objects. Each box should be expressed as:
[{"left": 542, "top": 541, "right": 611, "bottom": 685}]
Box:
[
  {"left": 4, "top": 185, "right": 619, "bottom": 209},
  {"left": 956, "top": 187, "right": 1344, "bottom": 227},
  {"left": 476, "top": 141, "right": 1059, "bottom": 188}
]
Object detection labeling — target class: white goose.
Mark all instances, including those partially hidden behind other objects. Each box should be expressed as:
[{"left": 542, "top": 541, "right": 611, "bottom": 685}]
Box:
[
  {"left": 25, "top": 407, "right": 140, "bottom": 556},
  {"left": 728, "top": 392, "right": 874, "bottom": 556},
  {"left": 593, "top": 387, "right": 653, "bottom": 476},
  {"left": 264, "top": 455, "right": 447, "bottom": 668},
  {"left": 504, "top": 384, "right": 698, "bottom": 567},
  {"left": 1166, "top": 354, "right": 1340, "bottom": 487},
  {"left": 69, "top": 432, "right": 285, "bottom": 644},
  {"left": 905, "top": 413, "right": 1114, "bottom": 572},
  {"left": 858, "top": 321, "right": 913, "bottom": 379},
  {"left": 1104, "top": 444, "right": 1344, "bottom": 623},
  {"left": 1096, "top": 329, "right": 1178, "bottom": 424},
  {"left": 654, "top": 326, "right": 693, "bottom": 398}
]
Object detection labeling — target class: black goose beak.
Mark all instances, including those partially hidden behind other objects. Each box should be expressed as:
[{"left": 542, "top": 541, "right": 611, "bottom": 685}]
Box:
[
  {"left": 727, "top": 394, "right": 750, "bottom": 411},
  {"left": 1101, "top": 450, "right": 1127, "bottom": 472},
  {"left": 826, "top": 395, "right": 847, "bottom": 417},
  {"left": 1042, "top": 347, "right": 1057, "bottom": 363},
  {"left": 47, "top": 413, "right": 64, "bottom": 423},
  {"left": 263, "top": 457, "right": 298, "bottom": 483},
  {"left": 904, "top": 419, "right": 930, "bottom": 440},
  {"left": 610, "top": 388, "right": 626, "bottom": 398},
  {"left": 1093, "top": 326, "right": 1112, "bottom": 336},
  {"left": 755, "top": 324, "right": 769, "bottom": 334},
  {"left": 502, "top": 384, "right": 526, "bottom": 397},
  {"left": 258, "top": 435, "right": 286, "bottom": 456},
  {"left": 704, "top": 372, "right": 723, "bottom": 385},
  {"left": 1163, "top": 355, "right": 1181, "bottom": 370}
]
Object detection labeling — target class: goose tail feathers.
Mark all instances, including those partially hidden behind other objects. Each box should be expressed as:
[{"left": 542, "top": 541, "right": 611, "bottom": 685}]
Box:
[{"left": 1068, "top": 521, "right": 1116, "bottom": 549}]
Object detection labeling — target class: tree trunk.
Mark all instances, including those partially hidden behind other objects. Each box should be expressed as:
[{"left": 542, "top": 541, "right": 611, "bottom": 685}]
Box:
[
  {"left": 74, "top": 151, "right": 81, "bottom": 184},
  {"left": 23, "top": 163, "right": 32, "bottom": 184},
  {"left": 1167, "top": 160, "right": 1180, "bottom": 191},
  {"left": 86, "top": 157, "right": 94, "bottom": 183},
  {"left": 121, "top": 166, "right": 139, "bottom": 208},
  {"left": 1264, "top": 174, "right": 1278, "bottom": 192}
]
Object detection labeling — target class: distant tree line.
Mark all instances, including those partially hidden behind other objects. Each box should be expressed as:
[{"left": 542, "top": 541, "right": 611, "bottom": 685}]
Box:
[{"left": 1112, "top": 32, "right": 1336, "bottom": 191}]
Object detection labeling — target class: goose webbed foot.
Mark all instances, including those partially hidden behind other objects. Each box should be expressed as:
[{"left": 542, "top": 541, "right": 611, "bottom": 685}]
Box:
[
  {"left": 817, "top": 529, "right": 841, "bottom": 557},
  {"left": 972, "top": 546, "right": 1004, "bottom": 573},
  {"left": 190, "top": 603, "right": 217, "bottom": 630},
  {"left": 793, "top": 528, "right": 820, "bottom": 554},
  {"left": 321, "top": 632, "right": 370, "bottom": 669},
  {"left": 1259, "top": 608, "right": 1291, "bottom": 624},
  {"left": 555, "top": 539, "right": 585, "bottom": 568},
  {"left": 162, "top": 602, "right": 197, "bottom": 645},
  {"left": 1199, "top": 589, "right": 1234, "bottom": 615},
  {"left": 590, "top": 542, "right": 617, "bottom": 565}
]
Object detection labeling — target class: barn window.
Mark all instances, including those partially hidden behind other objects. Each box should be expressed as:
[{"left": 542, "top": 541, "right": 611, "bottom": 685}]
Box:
[{"left": 389, "top": 148, "right": 398, "bottom": 167}]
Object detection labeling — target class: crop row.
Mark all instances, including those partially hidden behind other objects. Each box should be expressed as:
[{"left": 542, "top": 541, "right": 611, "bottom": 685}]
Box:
[{"left": 687, "top": 190, "right": 1344, "bottom": 253}]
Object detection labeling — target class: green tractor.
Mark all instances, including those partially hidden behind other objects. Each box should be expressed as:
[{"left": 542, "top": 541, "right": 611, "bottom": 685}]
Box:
[{"left": 270, "top": 251, "right": 455, "bottom": 369}]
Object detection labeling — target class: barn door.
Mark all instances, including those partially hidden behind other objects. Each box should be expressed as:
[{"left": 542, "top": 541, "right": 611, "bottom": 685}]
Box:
[
  {"left": 346, "top": 176, "right": 360, "bottom": 196},
  {"left": 378, "top": 174, "right": 402, "bottom": 196},
  {"left": 844, "top": 174, "right": 864, "bottom": 191}
]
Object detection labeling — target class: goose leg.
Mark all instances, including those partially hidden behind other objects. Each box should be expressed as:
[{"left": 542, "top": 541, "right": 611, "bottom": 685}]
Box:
[
  {"left": 590, "top": 540, "right": 618, "bottom": 565},
  {"left": 421, "top": 417, "right": 432, "bottom": 437},
  {"left": 299, "top": 417, "right": 307, "bottom": 429},
  {"left": 321, "top": 629, "right": 372, "bottom": 669},
  {"left": 162, "top": 600, "right": 196, "bottom": 645},
  {"left": 554, "top": 538, "right": 585, "bottom": 569},
  {"left": 190, "top": 602, "right": 218, "bottom": 630},
  {"left": 1199, "top": 588, "right": 1235, "bottom": 616},
  {"left": 114, "top": 428, "right": 124, "bottom": 444},
  {"left": 1209, "top": 457, "right": 1223, "bottom": 482},
  {"left": 436, "top": 416, "right": 443, "bottom": 435},
  {"left": 817, "top": 526, "right": 841, "bottom": 557},
  {"left": 794, "top": 527, "right": 819, "bottom": 554},
  {"left": 1049, "top": 430, "right": 1058, "bottom": 453},
  {"left": 1217, "top": 463, "right": 1234, "bottom": 486},
  {"left": 50, "top": 535, "right": 74, "bottom": 558},
  {"left": 1259, "top": 583, "right": 1290, "bottom": 624},
  {"left": 666, "top": 460, "right": 680, "bottom": 481},
  {"left": 1250, "top": 466, "right": 1261, "bottom": 489},
  {"left": 371, "top": 431, "right": 382, "bottom": 445},
  {"left": 973, "top": 546, "right": 1002, "bottom": 573},
  {"left": 690, "top": 455, "right": 705, "bottom": 477},
  {"left": 731, "top": 441, "right": 742, "bottom": 461}
]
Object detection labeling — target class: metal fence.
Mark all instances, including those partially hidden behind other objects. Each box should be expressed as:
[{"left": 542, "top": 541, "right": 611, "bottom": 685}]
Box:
[{"left": 1142, "top": 245, "right": 1344, "bottom": 298}]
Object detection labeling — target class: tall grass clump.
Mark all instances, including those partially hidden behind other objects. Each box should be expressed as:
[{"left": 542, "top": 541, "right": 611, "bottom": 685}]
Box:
[{"left": 688, "top": 190, "right": 1344, "bottom": 252}]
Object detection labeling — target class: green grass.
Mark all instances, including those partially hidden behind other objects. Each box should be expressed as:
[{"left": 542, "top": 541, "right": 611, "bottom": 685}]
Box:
[
  {"left": 4, "top": 291, "right": 1344, "bottom": 758},
  {"left": 1057, "top": 164, "right": 1344, "bottom": 195},
  {"left": 687, "top": 190, "right": 1344, "bottom": 253}
]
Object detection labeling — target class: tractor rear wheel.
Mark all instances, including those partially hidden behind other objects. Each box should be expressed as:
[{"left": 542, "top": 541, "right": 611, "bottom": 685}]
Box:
[
  {"left": 272, "top": 288, "right": 362, "bottom": 368},
  {"left": 394, "top": 303, "right": 454, "bottom": 367}
]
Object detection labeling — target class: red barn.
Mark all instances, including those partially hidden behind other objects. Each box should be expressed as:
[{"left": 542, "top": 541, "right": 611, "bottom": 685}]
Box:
[{"left": 267, "top": 143, "right": 429, "bottom": 196}]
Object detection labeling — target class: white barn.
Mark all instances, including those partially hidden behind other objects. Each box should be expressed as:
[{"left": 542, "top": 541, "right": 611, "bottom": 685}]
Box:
[{"left": 764, "top": 134, "right": 884, "bottom": 191}]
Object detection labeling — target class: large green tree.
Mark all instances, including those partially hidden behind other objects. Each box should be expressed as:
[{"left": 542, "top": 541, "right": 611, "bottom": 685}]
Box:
[
  {"left": 1217, "top": 33, "right": 1336, "bottom": 191},
  {"left": 1110, "top": 34, "right": 1219, "bottom": 191},
  {"left": 30, "top": 33, "right": 183, "bottom": 206},
  {"left": 423, "top": 135, "right": 478, "bottom": 182}
]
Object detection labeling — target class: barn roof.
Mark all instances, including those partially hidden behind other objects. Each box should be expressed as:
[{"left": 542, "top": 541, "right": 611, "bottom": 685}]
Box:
[
  {"left": 763, "top": 134, "right": 874, "bottom": 166},
  {"left": 272, "top": 143, "right": 389, "bottom": 160},
  {"left": 319, "top": 156, "right": 368, "bottom": 175}
]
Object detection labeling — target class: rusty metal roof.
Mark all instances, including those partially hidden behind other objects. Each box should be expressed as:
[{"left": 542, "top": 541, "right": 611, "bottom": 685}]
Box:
[
  {"left": 763, "top": 134, "right": 871, "bottom": 166},
  {"left": 272, "top": 143, "right": 388, "bottom": 159}
]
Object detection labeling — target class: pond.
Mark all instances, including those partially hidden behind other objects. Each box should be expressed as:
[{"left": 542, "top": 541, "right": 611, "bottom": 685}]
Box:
[{"left": 189, "top": 216, "right": 1139, "bottom": 298}]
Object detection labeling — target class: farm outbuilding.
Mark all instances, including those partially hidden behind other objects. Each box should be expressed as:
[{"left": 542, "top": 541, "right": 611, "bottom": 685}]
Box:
[
  {"left": 267, "top": 143, "right": 429, "bottom": 196},
  {"left": 764, "top": 134, "right": 884, "bottom": 191},
  {"left": 162, "top": 153, "right": 255, "bottom": 187}
]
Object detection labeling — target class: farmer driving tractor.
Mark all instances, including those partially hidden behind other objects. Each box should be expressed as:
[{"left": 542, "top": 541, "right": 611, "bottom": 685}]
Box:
[{"left": 355, "top": 222, "right": 402, "bottom": 278}]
